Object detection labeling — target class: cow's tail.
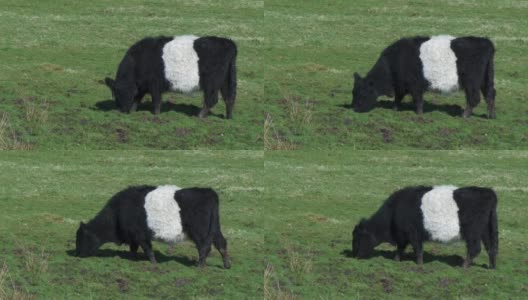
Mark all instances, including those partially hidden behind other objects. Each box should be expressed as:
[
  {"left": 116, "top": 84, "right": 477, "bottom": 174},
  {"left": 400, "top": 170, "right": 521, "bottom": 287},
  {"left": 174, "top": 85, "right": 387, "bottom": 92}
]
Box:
[
  {"left": 227, "top": 56, "right": 237, "bottom": 102},
  {"left": 483, "top": 42, "right": 496, "bottom": 118},
  {"left": 223, "top": 43, "right": 237, "bottom": 119},
  {"left": 205, "top": 189, "right": 220, "bottom": 244},
  {"left": 488, "top": 190, "right": 499, "bottom": 268}
]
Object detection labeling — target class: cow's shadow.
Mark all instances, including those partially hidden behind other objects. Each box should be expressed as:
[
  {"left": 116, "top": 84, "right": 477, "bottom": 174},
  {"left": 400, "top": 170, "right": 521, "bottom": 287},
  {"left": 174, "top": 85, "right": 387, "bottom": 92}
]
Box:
[
  {"left": 93, "top": 100, "right": 225, "bottom": 118},
  {"left": 341, "top": 248, "right": 488, "bottom": 269},
  {"left": 377, "top": 99, "right": 467, "bottom": 117},
  {"left": 66, "top": 249, "right": 196, "bottom": 267}
]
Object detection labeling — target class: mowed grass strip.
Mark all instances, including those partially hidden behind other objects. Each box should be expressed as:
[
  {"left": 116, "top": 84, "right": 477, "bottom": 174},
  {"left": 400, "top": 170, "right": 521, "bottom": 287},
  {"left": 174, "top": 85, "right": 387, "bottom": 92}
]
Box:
[
  {"left": 0, "top": 0, "right": 264, "bottom": 149},
  {"left": 263, "top": 150, "right": 528, "bottom": 298},
  {"left": 0, "top": 151, "right": 264, "bottom": 298},
  {"left": 263, "top": 0, "right": 528, "bottom": 149}
]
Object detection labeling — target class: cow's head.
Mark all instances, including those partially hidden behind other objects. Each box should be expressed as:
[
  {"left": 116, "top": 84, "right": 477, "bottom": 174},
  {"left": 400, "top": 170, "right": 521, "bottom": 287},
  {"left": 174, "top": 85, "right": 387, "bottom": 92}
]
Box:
[
  {"left": 104, "top": 77, "right": 136, "bottom": 113},
  {"left": 75, "top": 222, "right": 101, "bottom": 257},
  {"left": 352, "top": 219, "right": 377, "bottom": 259},
  {"left": 352, "top": 73, "right": 378, "bottom": 113}
]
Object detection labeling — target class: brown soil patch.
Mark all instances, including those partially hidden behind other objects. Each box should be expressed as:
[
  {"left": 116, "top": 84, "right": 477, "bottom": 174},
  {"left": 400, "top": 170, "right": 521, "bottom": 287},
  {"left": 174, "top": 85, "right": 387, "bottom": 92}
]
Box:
[
  {"left": 380, "top": 278, "right": 393, "bottom": 293},
  {"left": 175, "top": 127, "right": 193, "bottom": 137},
  {"left": 380, "top": 128, "right": 393, "bottom": 143},
  {"left": 175, "top": 278, "right": 192, "bottom": 287},
  {"left": 116, "top": 128, "right": 128, "bottom": 143},
  {"left": 116, "top": 278, "right": 129, "bottom": 292}
]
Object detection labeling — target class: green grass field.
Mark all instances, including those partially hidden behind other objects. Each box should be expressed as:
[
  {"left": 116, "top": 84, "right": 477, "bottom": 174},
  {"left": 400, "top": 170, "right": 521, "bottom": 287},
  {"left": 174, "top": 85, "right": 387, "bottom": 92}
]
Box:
[
  {"left": 0, "top": 151, "right": 263, "bottom": 298},
  {"left": 0, "top": 0, "right": 263, "bottom": 149},
  {"left": 264, "top": 0, "right": 528, "bottom": 149},
  {"left": 263, "top": 151, "right": 528, "bottom": 298}
]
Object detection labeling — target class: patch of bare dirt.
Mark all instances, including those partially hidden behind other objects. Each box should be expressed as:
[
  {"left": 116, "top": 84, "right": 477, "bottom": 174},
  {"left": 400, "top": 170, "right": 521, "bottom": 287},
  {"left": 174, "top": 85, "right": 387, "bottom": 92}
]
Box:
[
  {"left": 409, "top": 115, "right": 434, "bottom": 124},
  {"left": 175, "top": 278, "right": 192, "bottom": 287},
  {"left": 145, "top": 265, "right": 169, "bottom": 274},
  {"left": 116, "top": 278, "right": 129, "bottom": 293},
  {"left": 175, "top": 127, "right": 193, "bottom": 137},
  {"left": 142, "top": 116, "right": 169, "bottom": 124},
  {"left": 380, "top": 128, "right": 393, "bottom": 143},
  {"left": 116, "top": 128, "right": 128, "bottom": 143},
  {"left": 439, "top": 277, "right": 455, "bottom": 288},
  {"left": 438, "top": 127, "right": 457, "bottom": 137},
  {"left": 380, "top": 278, "right": 393, "bottom": 293}
]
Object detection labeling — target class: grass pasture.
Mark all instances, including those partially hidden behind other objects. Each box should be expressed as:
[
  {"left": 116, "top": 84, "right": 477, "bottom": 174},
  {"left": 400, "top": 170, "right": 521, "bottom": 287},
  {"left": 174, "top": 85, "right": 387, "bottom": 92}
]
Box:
[
  {"left": 263, "top": 151, "right": 528, "bottom": 298},
  {"left": 0, "top": 151, "right": 263, "bottom": 298},
  {"left": 264, "top": 0, "right": 528, "bottom": 149},
  {"left": 0, "top": 0, "right": 263, "bottom": 149}
]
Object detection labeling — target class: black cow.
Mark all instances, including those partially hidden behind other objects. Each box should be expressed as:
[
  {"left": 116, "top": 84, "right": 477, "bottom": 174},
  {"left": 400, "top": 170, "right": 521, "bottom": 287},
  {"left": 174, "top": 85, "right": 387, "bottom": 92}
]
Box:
[
  {"left": 104, "top": 35, "right": 237, "bottom": 118},
  {"left": 352, "top": 35, "right": 496, "bottom": 118},
  {"left": 75, "top": 185, "right": 231, "bottom": 268},
  {"left": 352, "top": 185, "right": 498, "bottom": 269}
]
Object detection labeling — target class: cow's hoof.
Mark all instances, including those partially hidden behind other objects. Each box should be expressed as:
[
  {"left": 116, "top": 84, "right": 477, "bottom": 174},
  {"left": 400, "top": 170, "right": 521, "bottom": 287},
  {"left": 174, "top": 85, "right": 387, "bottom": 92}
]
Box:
[
  {"left": 198, "top": 110, "right": 209, "bottom": 119},
  {"left": 224, "top": 261, "right": 231, "bottom": 269}
]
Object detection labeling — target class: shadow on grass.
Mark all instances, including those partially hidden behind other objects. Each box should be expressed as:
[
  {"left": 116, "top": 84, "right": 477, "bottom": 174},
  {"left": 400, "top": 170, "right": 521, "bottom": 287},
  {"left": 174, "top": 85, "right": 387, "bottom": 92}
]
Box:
[
  {"left": 377, "top": 99, "right": 467, "bottom": 118},
  {"left": 93, "top": 100, "right": 225, "bottom": 118},
  {"left": 337, "top": 99, "right": 484, "bottom": 118},
  {"left": 66, "top": 249, "right": 196, "bottom": 267},
  {"left": 341, "top": 248, "right": 489, "bottom": 269}
]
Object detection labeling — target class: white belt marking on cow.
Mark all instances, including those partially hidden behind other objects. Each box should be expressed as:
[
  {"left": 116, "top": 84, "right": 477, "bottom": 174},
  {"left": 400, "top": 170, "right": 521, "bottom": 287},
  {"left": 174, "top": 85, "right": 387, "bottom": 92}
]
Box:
[
  {"left": 144, "top": 185, "right": 187, "bottom": 244},
  {"left": 420, "top": 185, "right": 461, "bottom": 242},
  {"left": 162, "top": 35, "right": 201, "bottom": 94},
  {"left": 419, "top": 35, "right": 459, "bottom": 94}
]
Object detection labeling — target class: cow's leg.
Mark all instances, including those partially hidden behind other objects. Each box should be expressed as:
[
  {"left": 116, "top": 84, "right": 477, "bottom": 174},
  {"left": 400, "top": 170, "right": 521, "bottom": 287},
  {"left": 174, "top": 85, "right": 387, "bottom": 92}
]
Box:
[
  {"left": 393, "top": 93, "right": 404, "bottom": 111},
  {"left": 129, "top": 242, "right": 139, "bottom": 256},
  {"left": 139, "top": 240, "right": 157, "bottom": 264},
  {"left": 395, "top": 241, "right": 407, "bottom": 262},
  {"left": 463, "top": 238, "right": 482, "bottom": 269},
  {"left": 463, "top": 86, "right": 481, "bottom": 119},
  {"left": 150, "top": 87, "right": 162, "bottom": 115},
  {"left": 199, "top": 88, "right": 218, "bottom": 118},
  {"left": 214, "top": 231, "right": 231, "bottom": 269},
  {"left": 409, "top": 235, "right": 424, "bottom": 265},
  {"left": 481, "top": 83, "right": 496, "bottom": 119},
  {"left": 481, "top": 229, "right": 496, "bottom": 269},
  {"left": 220, "top": 83, "right": 234, "bottom": 119},
  {"left": 130, "top": 91, "right": 146, "bottom": 113},
  {"left": 411, "top": 92, "right": 424, "bottom": 115},
  {"left": 197, "top": 243, "right": 212, "bottom": 268}
]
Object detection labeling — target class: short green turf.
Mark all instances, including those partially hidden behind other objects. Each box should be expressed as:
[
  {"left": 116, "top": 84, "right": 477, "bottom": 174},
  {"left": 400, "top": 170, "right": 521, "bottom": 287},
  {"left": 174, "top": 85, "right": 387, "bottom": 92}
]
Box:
[
  {"left": 0, "top": 151, "right": 264, "bottom": 298},
  {"left": 264, "top": 0, "right": 528, "bottom": 149},
  {"left": 0, "top": 0, "right": 264, "bottom": 149},
  {"left": 263, "top": 150, "right": 528, "bottom": 298}
]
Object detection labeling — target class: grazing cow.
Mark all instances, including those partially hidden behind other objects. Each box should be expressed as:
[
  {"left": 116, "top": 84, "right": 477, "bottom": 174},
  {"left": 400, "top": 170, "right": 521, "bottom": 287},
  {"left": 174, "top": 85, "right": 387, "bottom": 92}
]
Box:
[
  {"left": 352, "top": 185, "right": 498, "bottom": 269},
  {"left": 104, "top": 35, "right": 237, "bottom": 118},
  {"left": 352, "top": 35, "right": 496, "bottom": 118},
  {"left": 75, "top": 185, "right": 231, "bottom": 268}
]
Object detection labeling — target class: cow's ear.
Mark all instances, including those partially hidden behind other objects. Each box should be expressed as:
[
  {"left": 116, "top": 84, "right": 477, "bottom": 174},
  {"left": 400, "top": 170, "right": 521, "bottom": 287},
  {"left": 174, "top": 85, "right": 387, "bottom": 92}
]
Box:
[
  {"left": 354, "top": 72, "right": 362, "bottom": 81},
  {"left": 104, "top": 77, "right": 115, "bottom": 91}
]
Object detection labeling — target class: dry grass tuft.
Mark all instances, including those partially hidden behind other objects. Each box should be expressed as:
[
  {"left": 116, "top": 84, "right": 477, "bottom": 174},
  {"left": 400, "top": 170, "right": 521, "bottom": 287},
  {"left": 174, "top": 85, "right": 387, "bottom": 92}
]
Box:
[
  {"left": 264, "top": 113, "right": 297, "bottom": 150},
  {"left": 286, "top": 96, "right": 313, "bottom": 128},
  {"left": 0, "top": 113, "right": 32, "bottom": 150},
  {"left": 23, "top": 98, "right": 49, "bottom": 124},
  {"left": 286, "top": 246, "right": 313, "bottom": 276},
  {"left": 0, "top": 261, "right": 35, "bottom": 300},
  {"left": 264, "top": 263, "right": 299, "bottom": 300}
]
